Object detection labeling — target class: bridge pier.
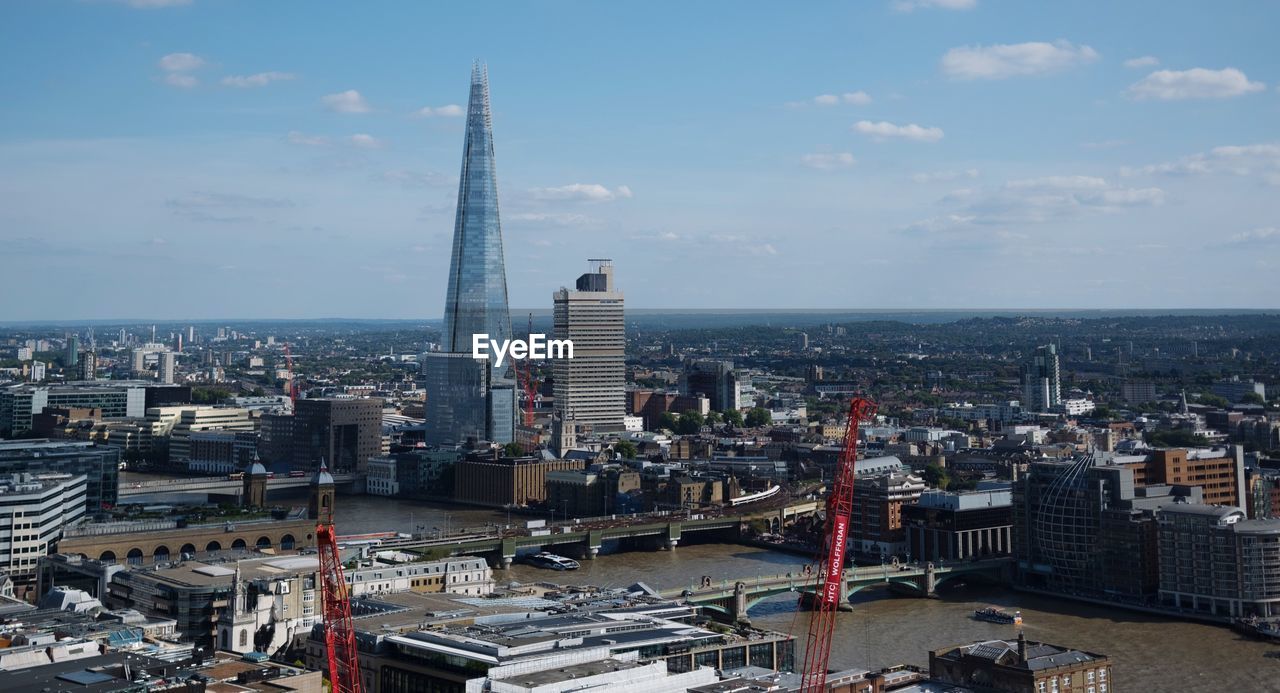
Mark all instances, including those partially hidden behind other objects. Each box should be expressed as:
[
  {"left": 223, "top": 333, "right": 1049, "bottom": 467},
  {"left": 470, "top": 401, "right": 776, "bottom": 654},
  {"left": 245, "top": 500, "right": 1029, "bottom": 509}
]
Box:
[
  {"left": 923, "top": 562, "right": 937, "bottom": 597},
  {"left": 733, "top": 582, "right": 750, "bottom": 625},
  {"left": 664, "top": 522, "right": 681, "bottom": 550},
  {"left": 499, "top": 538, "right": 516, "bottom": 570},
  {"left": 584, "top": 530, "right": 602, "bottom": 560}
]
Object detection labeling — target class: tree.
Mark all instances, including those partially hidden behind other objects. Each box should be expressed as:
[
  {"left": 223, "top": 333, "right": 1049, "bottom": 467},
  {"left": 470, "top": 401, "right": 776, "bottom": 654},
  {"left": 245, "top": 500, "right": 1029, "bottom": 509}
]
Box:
[
  {"left": 1196, "top": 393, "right": 1230, "bottom": 409},
  {"left": 923, "top": 462, "right": 951, "bottom": 491},
  {"left": 656, "top": 412, "right": 679, "bottom": 432},
  {"left": 614, "top": 440, "right": 638, "bottom": 459},
  {"left": 676, "top": 410, "right": 705, "bottom": 435},
  {"left": 704, "top": 410, "right": 722, "bottom": 425},
  {"left": 1241, "top": 392, "right": 1266, "bottom": 405},
  {"left": 745, "top": 407, "right": 771, "bottom": 428},
  {"left": 722, "top": 409, "right": 745, "bottom": 427},
  {"left": 502, "top": 442, "right": 524, "bottom": 457}
]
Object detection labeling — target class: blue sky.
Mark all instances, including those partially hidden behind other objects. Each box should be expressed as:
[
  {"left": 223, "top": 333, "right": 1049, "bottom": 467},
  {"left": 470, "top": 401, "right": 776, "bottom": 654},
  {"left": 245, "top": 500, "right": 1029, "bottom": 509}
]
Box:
[{"left": 2, "top": 0, "right": 1277, "bottom": 320}]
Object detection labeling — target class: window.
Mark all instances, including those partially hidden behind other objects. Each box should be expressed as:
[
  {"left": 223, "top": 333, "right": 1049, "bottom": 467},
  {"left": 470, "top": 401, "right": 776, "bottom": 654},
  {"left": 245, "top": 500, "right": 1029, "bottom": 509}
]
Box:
[
  {"left": 1038, "top": 682, "right": 1047, "bottom": 693},
  {"left": 1086, "top": 671, "right": 1094, "bottom": 684},
  {"left": 1098, "top": 669, "right": 1106, "bottom": 682}
]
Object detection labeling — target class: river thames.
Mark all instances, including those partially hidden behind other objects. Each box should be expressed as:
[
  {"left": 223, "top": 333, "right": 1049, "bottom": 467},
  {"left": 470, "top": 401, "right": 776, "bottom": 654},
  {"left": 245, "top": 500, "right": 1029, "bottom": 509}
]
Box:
[{"left": 331, "top": 494, "right": 1278, "bottom": 692}]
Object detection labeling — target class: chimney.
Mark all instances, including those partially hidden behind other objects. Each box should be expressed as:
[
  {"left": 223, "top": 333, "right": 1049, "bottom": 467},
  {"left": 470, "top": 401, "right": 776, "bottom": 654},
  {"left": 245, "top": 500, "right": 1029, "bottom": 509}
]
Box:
[{"left": 1017, "top": 631, "right": 1027, "bottom": 663}]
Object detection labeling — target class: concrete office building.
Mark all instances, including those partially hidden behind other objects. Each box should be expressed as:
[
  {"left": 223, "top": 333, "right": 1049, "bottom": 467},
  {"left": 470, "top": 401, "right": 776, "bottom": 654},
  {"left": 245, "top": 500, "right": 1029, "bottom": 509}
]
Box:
[
  {"left": 159, "top": 351, "right": 176, "bottom": 384},
  {"left": 1014, "top": 453, "right": 1207, "bottom": 600},
  {"left": 1116, "top": 446, "right": 1246, "bottom": 508},
  {"left": 682, "top": 360, "right": 740, "bottom": 413},
  {"left": 552, "top": 259, "right": 626, "bottom": 432},
  {"left": 0, "top": 473, "right": 87, "bottom": 584},
  {"left": 0, "top": 381, "right": 162, "bottom": 437},
  {"left": 1156, "top": 504, "right": 1280, "bottom": 618},
  {"left": 904, "top": 486, "right": 1014, "bottom": 562},
  {"left": 292, "top": 398, "right": 382, "bottom": 474},
  {"left": 166, "top": 406, "right": 255, "bottom": 466},
  {"left": 1211, "top": 376, "right": 1266, "bottom": 403},
  {"left": 453, "top": 452, "right": 584, "bottom": 507},
  {"left": 0, "top": 439, "right": 119, "bottom": 511},
  {"left": 1021, "top": 344, "right": 1062, "bottom": 413},
  {"left": 850, "top": 471, "right": 927, "bottom": 559}
]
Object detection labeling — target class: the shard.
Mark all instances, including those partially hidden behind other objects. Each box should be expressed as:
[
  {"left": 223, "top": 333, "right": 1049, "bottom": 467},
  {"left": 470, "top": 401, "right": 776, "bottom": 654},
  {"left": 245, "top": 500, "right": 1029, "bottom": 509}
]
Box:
[{"left": 423, "top": 63, "right": 516, "bottom": 446}]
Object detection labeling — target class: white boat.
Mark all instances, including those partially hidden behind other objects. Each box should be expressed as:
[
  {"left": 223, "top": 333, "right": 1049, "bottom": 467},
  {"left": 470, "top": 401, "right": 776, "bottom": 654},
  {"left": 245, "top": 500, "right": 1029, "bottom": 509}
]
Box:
[{"left": 527, "top": 552, "right": 580, "bottom": 571}]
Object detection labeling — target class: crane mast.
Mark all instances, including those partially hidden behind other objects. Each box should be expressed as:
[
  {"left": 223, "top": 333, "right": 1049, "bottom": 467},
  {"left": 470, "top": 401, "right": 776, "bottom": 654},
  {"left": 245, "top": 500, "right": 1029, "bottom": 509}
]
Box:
[
  {"left": 799, "top": 396, "right": 877, "bottom": 692},
  {"left": 317, "top": 523, "right": 362, "bottom": 693}
]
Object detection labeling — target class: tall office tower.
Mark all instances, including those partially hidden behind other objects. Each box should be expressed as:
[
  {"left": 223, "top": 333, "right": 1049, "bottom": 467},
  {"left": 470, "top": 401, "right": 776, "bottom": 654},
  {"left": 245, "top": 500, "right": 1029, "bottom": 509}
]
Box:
[
  {"left": 682, "top": 359, "right": 740, "bottom": 412},
  {"left": 552, "top": 259, "right": 625, "bottom": 432},
  {"left": 292, "top": 398, "right": 383, "bottom": 475},
  {"left": 174, "top": 334, "right": 183, "bottom": 353},
  {"left": 65, "top": 335, "right": 80, "bottom": 368},
  {"left": 159, "top": 351, "right": 177, "bottom": 384},
  {"left": 78, "top": 351, "right": 96, "bottom": 381},
  {"left": 1021, "top": 343, "right": 1062, "bottom": 412},
  {"left": 424, "top": 63, "right": 515, "bottom": 446},
  {"left": 187, "top": 325, "right": 195, "bottom": 344}
]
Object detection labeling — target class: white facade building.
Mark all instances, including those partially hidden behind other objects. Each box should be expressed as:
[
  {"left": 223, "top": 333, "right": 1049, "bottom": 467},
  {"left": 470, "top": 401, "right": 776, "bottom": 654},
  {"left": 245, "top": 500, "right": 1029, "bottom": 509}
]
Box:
[
  {"left": 0, "top": 473, "right": 87, "bottom": 580},
  {"left": 553, "top": 260, "right": 626, "bottom": 432}
]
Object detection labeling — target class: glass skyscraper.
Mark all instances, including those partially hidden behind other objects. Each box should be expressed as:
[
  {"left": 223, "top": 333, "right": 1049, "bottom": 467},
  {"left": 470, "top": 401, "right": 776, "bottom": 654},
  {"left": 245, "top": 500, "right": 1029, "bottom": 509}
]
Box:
[{"left": 424, "top": 63, "right": 515, "bottom": 446}]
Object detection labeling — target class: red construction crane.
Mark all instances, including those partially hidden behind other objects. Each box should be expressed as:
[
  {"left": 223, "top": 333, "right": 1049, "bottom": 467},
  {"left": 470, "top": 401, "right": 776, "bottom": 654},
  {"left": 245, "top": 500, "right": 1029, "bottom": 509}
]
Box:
[
  {"left": 799, "top": 396, "right": 877, "bottom": 693},
  {"left": 317, "top": 523, "right": 362, "bottom": 693}
]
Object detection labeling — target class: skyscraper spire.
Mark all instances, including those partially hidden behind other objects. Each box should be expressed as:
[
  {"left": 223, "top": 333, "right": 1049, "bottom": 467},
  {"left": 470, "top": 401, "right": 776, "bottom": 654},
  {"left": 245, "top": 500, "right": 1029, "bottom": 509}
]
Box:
[
  {"left": 442, "top": 61, "right": 511, "bottom": 356},
  {"left": 424, "top": 63, "right": 517, "bottom": 446}
]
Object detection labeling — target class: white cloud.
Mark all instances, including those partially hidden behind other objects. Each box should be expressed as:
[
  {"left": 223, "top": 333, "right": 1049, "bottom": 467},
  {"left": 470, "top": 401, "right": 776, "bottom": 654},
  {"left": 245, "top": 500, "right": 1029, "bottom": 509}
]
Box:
[
  {"left": 853, "top": 120, "right": 944, "bottom": 142},
  {"left": 158, "top": 52, "right": 204, "bottom": 72},
  {"left": 166, "top": 191, "right": 293, "bottom": 223},
  {"left": 415, "top": 104, "right": 465, "bottom": 117},
  {"left": 348, "top": 133, "right": 383, "bottom": 149},
  {"left": 322, "top": 90, "right": 371, "bottom": 114},
  {"left": 1127, "top": 67, "right": 1264, "bottom": 100},
  {"left": 373, "top": 169, "right": 449, "bottom": 188},
  {"left": 814, "top": 91, "right": 872, "bottom": 106},
  {"left": 157, "top": 52, "right": 203, "bottom": 88},
  {"left": 1124, "top": 56, "right": 1159, "bottom": 69},
  {"left": 221, "top": 71, "right": 295, "bottom": 88},
  {"left": 658, "top": 231, "right": 680, "bottom": 241},
  {"left": 912, "top": 168, "right": 978, "bottom": 183},
  {"left": 891, "top": 0, "right": 975, "bottom": 11},
  {"left": 528, "top": 183, "right": 633, "bottom": 202},
  {"left": 163, "top": 73, "right": 198, "bottom": 88},
  {"left": 1122, "top": 142, "right": 1280, "bottom": 180},
  {"left": 902, "top": 175, "right": 1164, "bottom": 233},
  {"left": 746, "top": 243, "right": 779, "bottom": 257},
  {"left": 508, "top": 212, "right": 596, "bottom": 225},
  {"left": 1225, "top": 227, "right": 1280, "bottom": 246},
  {"left": 286, "top": 131, "right": 329, "bottom": 146},
  {"left": 941, "top": 40, "right": 1098, "bottom": 80},
  {"left": 801, "top": 152, "right": 856, "bottom": 170}
]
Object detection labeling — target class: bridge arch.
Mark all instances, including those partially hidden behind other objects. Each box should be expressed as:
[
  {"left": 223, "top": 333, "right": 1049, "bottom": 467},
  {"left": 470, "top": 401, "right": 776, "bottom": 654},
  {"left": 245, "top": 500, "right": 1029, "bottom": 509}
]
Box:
[
  {"left": 153, "top": 545, "right": 170, "bottom": 561},
  {"left": 206, "top": 540, "right": 222, "bottom": 552},
  {"left": 256, "top": 536, "right": 272, "bottom": 549},
  {"left": 180, "top": 543, "right": 196, "bottom": 557},
  {"left": 99, "top": 550, "right": 116, "bottom": 563},
  {"left": 280, "top": 534, "right": 296, "bottom": 550},
  {"left": 126, "top": 548, "right": 144, "bottom": 565},
  {"left": 232, "top": 538, "right": 247, "bottom": 550}
]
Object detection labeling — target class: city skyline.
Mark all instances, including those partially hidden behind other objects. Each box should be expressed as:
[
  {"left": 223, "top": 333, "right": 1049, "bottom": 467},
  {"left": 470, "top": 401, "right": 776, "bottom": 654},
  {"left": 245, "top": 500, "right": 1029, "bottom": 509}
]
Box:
[{"left": 3, "top": 1, "right": 1279, "bottom": 320}]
